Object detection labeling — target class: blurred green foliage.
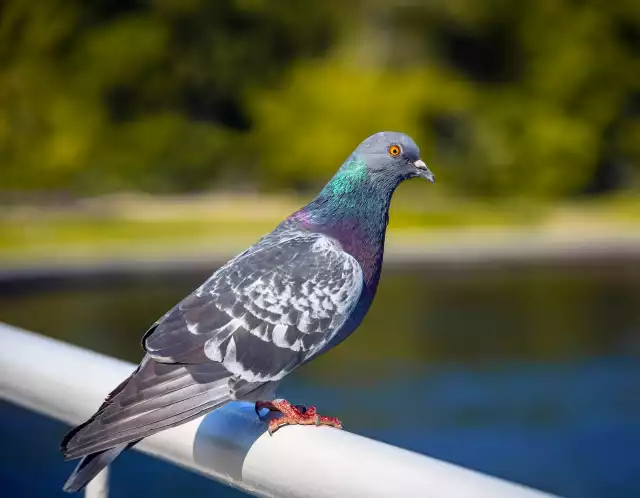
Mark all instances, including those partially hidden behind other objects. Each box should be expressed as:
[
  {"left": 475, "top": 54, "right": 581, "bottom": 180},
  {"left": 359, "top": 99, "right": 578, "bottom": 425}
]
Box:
[{"left": 0, "top": 0, "right": 638, "bottom": 197}]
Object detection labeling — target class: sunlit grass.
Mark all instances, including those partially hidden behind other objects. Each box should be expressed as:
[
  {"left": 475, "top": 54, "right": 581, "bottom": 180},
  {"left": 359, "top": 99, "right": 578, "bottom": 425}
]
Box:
[{"left": 0, "top": 193, "right": 638, "bottom": 265}]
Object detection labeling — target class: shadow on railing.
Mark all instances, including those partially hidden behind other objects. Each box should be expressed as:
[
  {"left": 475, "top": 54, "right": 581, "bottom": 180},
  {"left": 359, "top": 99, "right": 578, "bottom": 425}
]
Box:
[{"left": 0, "top": 322, "right": 559, "bottom": 498}]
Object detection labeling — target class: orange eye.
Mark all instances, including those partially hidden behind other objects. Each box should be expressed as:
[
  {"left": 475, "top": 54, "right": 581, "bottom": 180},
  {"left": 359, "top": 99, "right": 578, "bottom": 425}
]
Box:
[{"left": 388, "top": 144, "right": 401, "bottom": 157}]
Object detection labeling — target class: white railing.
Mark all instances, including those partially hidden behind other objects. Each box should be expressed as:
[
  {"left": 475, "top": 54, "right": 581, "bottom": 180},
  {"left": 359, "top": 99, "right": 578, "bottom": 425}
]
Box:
[{"left": 0, "top": 322, "right": 559, "bottom": 498}]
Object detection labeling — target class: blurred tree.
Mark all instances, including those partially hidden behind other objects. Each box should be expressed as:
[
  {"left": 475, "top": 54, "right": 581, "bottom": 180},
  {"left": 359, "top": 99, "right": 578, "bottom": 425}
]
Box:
[
  {"left": 0, "top": 0, "right": 638, "bottom": 197},
  {"left": 251, "top": 0, "right": 640, "bottom": 197},
  {"left": 0, "top": 0, "right": 346, "bottom": 193},
  {"left": 249, "top": 55, "right": 472, "bottom": 189}
]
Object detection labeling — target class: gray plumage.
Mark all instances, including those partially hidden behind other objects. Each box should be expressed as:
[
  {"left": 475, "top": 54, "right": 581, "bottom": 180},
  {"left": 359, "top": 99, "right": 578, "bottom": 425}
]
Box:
[{"left": 61, "top": 131, "right": 434, "bottom": 491}]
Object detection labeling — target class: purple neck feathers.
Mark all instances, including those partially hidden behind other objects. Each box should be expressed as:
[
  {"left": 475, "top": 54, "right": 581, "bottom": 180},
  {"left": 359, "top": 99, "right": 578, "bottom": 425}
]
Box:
[{"left": 292, "top": 175, "right": 397, "bottom": 289}]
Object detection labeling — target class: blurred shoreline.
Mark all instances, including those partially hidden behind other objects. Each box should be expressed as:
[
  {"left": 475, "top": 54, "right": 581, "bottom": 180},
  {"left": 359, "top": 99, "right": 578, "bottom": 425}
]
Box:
[{"left": 1, "top": 192, "right": 639, "bottom": 275}]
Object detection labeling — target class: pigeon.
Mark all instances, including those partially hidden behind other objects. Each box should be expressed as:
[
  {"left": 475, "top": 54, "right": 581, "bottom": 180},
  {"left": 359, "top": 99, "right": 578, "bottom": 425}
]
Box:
[{"left": 60, "top": 131, "right": 435, "bottom": 492}]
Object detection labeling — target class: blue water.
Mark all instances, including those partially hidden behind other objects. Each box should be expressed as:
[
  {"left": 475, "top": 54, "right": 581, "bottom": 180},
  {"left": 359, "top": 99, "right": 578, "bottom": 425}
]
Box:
[{"left": 1, "top": 264, "right": 639, "bottom": 497}]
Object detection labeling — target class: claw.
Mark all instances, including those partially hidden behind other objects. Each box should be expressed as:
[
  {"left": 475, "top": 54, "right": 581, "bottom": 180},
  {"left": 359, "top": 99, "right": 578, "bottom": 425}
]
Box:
[
  {"left": 255, "top": 400, "right": 342, "bottom": 435},
  {"left": 318, "top": 415, "right": 342, "bottom": 429}
]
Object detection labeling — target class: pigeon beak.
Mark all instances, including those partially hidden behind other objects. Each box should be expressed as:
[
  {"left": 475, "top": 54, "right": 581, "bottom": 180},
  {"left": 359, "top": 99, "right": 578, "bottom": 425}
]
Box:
[{"left": 413, "top": 159, "right": 435, "bottom": 183}]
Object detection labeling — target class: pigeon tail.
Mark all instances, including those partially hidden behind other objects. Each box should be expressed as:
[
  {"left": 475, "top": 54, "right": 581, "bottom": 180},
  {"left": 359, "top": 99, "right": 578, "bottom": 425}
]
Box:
[
  {"left": 61, "top": 356, "right": 232, "bottom": 459},
  {"left": 63, "top": 443, "right": 130, "bottom": 493}
]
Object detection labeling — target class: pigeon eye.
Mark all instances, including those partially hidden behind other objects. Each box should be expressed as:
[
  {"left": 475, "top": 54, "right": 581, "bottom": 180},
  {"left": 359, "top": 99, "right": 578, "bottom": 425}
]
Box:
[{"left": 388, "top": 144, "right": 401, "bottom": 157}]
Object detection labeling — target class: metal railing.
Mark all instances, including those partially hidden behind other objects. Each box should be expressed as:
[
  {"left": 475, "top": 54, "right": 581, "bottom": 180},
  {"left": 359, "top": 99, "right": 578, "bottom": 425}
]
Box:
[{"left": 0, "top": 322, "right": 558, "bottom": 498}]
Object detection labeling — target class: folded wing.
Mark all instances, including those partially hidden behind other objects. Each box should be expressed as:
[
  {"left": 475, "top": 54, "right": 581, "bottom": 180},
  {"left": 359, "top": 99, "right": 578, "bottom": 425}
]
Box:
[
  {"left": 144, "top": 232, "right": 364, "bottom": 382},
  {"left": 63, "top": 232, "right": 363, "bottom": 460}
]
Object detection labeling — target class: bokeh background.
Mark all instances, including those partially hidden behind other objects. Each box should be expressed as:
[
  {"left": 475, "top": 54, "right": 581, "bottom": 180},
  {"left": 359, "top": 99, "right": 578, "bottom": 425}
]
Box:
[{"left": 1, "top": 1, "right": 639, "bottom": 497}]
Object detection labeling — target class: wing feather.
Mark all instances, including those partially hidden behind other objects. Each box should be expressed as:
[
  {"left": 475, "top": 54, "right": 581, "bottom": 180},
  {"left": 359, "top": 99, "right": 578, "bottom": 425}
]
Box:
[
  {"left": 62, "top": 231, "right": 363, "bottom": 460},
  {"left": 144, "top": 232, "right": 363, "bottom": 381}
]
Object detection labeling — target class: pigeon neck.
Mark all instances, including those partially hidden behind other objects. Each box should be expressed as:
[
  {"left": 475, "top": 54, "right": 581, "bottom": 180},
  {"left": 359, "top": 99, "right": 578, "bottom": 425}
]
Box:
[
  {"left": 294, "top": 156, "right": 398, "bottom": 285},
  {"left": 307, "top": 157, "right": 395, "bottom": 230},
  {"left": 315, "top": 154, "right": 398, "bottom": 218}
]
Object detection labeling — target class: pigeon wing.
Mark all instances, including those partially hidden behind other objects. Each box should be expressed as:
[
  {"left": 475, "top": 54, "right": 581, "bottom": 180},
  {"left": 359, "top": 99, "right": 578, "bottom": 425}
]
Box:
[{"left": 143, "top": 232, "right": 364, "bottom": 383}]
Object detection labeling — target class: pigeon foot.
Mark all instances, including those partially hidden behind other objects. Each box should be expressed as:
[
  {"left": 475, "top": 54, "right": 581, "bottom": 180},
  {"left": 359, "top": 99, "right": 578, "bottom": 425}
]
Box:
[{"left": 255, "top": 399, "right": 342, "bottom": 435}]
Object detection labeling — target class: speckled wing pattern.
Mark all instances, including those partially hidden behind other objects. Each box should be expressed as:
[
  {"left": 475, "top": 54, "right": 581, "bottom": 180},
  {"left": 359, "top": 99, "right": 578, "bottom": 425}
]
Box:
[
  {"left": 144, "top": 231, "right": 364, "bottom": 384},
  {"left": 62, "top": 232, "right": 363, "bottom": 462}
]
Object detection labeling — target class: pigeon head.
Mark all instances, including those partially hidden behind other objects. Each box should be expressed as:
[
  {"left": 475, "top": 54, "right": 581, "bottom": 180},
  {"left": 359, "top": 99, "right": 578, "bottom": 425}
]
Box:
[
  {"left": 352, "top": 131, "right": 435, "bottom": 184},
  {"left": 304, "top": 131, "right": 434, "bottom": 228}
]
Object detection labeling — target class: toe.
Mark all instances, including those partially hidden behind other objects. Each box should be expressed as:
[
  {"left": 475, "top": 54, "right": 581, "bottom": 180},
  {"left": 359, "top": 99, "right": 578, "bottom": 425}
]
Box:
[
  {"left": 267, "top": 418, "right": 288, "bottom": 436},
  {"left": 318, "top": 416, "right": 343, "bottom": 429}
]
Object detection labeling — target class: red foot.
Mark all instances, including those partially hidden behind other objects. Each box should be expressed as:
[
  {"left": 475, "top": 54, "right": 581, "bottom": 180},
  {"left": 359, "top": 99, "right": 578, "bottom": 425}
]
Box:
[{"left": 255, "top": 399, "right": 343, "bottom": 435}]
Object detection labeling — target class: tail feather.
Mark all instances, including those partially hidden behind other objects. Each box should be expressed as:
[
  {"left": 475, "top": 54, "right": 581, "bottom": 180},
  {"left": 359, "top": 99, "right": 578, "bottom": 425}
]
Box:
[
  {"left": 61, "top": 354, "right": 231, "bottom": 463},
  {"left": 63, "top": 444, "right": 129, "bottom": 493}
]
